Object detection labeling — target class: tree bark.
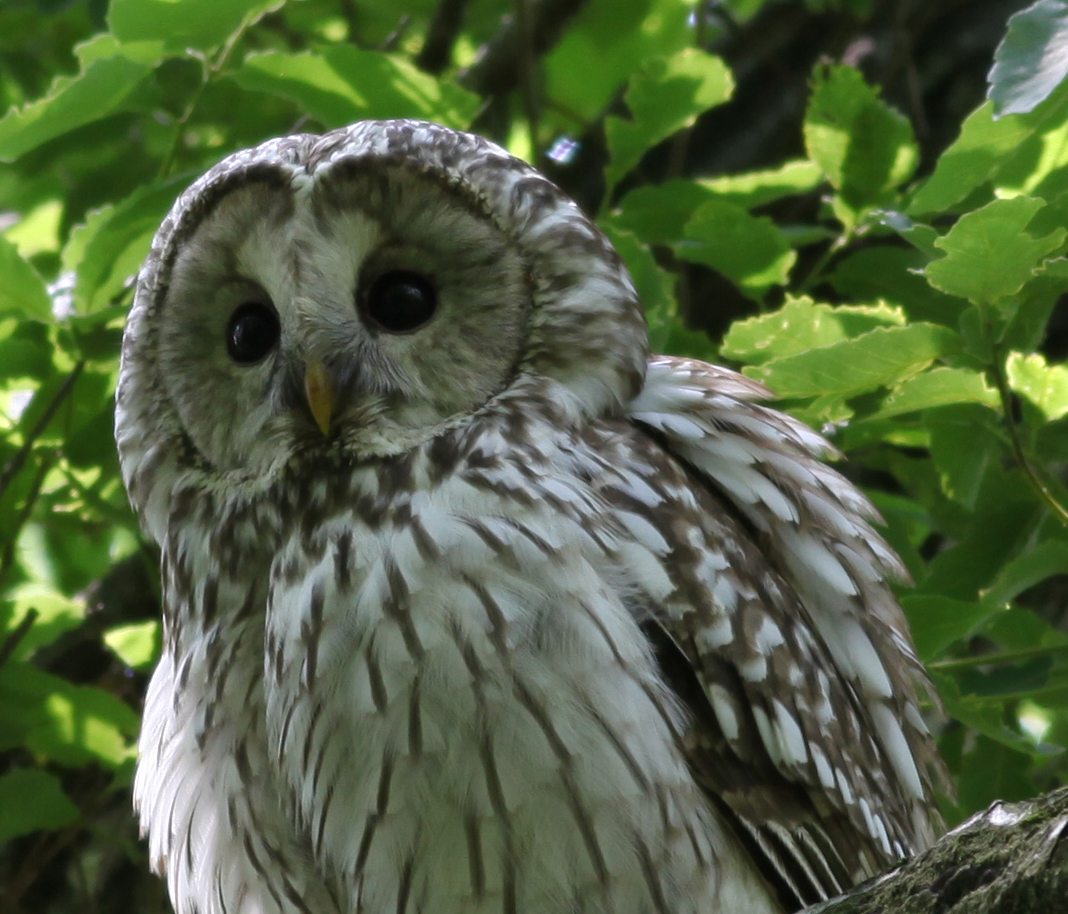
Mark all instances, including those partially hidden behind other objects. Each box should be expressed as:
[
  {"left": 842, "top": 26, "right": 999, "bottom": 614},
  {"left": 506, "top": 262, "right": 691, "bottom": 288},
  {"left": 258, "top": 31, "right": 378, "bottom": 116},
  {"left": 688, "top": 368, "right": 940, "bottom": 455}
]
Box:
[{"left": 805, "top": 788, "right": 1068, "bottom": 913}]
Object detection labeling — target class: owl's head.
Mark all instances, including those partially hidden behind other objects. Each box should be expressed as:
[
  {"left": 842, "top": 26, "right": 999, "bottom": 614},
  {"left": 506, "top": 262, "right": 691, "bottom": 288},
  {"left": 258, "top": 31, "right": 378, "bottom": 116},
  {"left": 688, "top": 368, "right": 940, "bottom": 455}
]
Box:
[{"left": 115, "top": 121, "right": 647, "bottom": 536}]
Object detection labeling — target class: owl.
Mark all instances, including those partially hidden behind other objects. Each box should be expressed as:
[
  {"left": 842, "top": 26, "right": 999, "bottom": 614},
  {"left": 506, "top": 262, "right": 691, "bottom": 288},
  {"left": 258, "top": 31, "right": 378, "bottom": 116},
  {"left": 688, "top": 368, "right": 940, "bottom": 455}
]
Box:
[{"left": 115, "top": 119, "right": 947, "bottom": 914}]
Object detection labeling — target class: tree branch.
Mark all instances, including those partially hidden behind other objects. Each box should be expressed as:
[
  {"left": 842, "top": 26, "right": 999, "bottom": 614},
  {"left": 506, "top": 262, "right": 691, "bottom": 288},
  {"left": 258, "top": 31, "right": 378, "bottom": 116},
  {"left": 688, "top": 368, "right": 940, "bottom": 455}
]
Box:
[
  {"left": 458, "top": 0, "right": 589, "bottom": 98},
  {"left": 806, "top": 788, "right": 1068, "bottom": 913},
  {"left": 416, "top": 0, "right": 471, "bottom": 75}
]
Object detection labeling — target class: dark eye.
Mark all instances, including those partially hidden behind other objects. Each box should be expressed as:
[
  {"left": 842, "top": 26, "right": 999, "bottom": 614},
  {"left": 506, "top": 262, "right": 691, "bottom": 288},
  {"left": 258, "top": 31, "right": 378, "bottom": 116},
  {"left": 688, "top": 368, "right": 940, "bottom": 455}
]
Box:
[
  {"left": 227, "top": 301, "right": 280, "bottom": 365},
  {"left": 364, "top": 271, "right": 438, "bottom": 333}
]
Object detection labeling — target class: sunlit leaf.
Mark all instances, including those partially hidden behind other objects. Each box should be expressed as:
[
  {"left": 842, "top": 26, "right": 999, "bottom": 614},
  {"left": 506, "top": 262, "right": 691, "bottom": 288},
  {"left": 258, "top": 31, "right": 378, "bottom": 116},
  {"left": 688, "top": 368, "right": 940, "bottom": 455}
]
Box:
[
  {"left": 29, "top": 683, "right": 138, "bottom": 768},
  {"left": 0, "top": 56, "right": 151, "bottom": 162},
  {"left": 0, "top": 237, "right": 53, "bottom": 321},
  {"left": 604, "top": 48, "right": 734, "bottom": 190},
  {"left": 699, "top": 160, "right": 823, "bottom": 208},
  {"left": 1007, "top": 350, "right": 1068, "bottom": 419},
  {"left": 4, "top": 200, "right": 63, "bottom": 258},
  {"left": 232, "top": 46, "right": 479, "bottom": 129},
  {"left": 544, "top": 0, "right": 693, "bottom": 123},
  {"left": 803, "top": 64, "right": 917, "bottom": 213},
  {"left": 722, "top": 296, "right": 903, "bottom": 364},
  {"left": 676, "top": 198, "right": 794, "bottom": 299},
  {"left": 744, "top": 323, "right": 961, "bottom": 399},
  {"left": 989, "top": 0, "right": 1068, "bottom": 117},
  {"left": 909, "top": 91, "right": 1068, "bottom": 215},
  {"left": 104, "top": 621, "right": 161, "bottom": 671},
  {"left": 108, "top": 0, "right": 283, "bottom": 51},
  {"left": 870, "top": 367, "right": 1000, "bottom": 419},
  {"left": 62, "top": 180, "right": 185, "bottom": 315},
  {"left": 0, "top": 589, "right": 86, "bottom": 661},
  {"left": 925, "top": 195, "right": 1066, "bottom": 305}
]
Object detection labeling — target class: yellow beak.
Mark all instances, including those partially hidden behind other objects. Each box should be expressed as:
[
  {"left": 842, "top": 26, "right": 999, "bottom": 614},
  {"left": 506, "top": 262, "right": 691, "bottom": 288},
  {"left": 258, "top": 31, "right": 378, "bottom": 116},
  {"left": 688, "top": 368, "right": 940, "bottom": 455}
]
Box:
[{"left": 304, "top": 359, "right": 335, "bottom": 436}]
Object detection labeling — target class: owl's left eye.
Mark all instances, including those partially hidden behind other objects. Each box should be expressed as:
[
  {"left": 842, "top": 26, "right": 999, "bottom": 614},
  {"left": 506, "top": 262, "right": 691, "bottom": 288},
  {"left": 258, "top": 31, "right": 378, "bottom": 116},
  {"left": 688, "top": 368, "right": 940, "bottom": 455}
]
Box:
[
  {"left": 364, "top": 271, "right": 438, "bottom": 333},
  {"left": 227, "top": 301, "right": 280, "bottom": 365}
]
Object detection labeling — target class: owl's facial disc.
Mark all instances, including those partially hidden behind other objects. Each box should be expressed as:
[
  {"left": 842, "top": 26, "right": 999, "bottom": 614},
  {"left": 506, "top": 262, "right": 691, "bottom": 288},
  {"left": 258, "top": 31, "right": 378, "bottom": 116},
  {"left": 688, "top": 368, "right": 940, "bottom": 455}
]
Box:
[{"left": 156, "top": 165, "right": 530, "bottom": 474}]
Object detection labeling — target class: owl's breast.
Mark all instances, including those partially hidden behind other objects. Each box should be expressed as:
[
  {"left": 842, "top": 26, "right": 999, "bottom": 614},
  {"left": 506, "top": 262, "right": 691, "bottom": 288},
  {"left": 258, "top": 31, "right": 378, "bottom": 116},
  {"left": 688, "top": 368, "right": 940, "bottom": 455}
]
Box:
[{"left": 260, "top": 466, "right": 780, "bottom": 914}]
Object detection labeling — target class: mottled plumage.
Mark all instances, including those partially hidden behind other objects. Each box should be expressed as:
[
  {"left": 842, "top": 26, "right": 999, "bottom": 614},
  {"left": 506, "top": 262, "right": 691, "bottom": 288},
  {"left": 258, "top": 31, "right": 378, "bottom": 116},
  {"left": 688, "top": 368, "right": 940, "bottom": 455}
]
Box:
[{"left": 116, "top": 119, "right": 947, "bottom": 914}]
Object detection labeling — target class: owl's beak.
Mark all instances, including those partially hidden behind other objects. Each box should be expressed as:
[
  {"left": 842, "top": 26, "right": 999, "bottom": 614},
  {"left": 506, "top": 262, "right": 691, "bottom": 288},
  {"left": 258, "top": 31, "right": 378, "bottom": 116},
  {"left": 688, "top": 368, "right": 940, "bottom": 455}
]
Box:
[{"left": 304, "top": 359, "right": 335, "bottom": 436}]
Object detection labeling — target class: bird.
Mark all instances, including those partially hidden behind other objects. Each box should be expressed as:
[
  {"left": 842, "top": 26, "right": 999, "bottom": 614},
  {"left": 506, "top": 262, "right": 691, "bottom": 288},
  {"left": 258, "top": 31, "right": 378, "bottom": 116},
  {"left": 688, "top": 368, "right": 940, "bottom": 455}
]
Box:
[{"left": 115, "top": 119, "right": 947, "bottom": 914}]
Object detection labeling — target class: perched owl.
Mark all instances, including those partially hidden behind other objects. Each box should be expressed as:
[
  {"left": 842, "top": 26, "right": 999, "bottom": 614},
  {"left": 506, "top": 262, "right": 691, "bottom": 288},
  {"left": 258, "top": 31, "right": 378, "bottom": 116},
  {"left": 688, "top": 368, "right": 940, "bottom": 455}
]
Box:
[{"left": 116, "top": 119, "right": 947, "bottom": 914}]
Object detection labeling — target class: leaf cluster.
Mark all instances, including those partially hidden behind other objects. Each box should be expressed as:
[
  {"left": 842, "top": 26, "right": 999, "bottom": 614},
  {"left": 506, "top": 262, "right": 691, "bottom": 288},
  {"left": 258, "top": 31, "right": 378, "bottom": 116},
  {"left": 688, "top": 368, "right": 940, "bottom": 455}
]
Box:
[{"left": 2, "top": 0, "right": 1068, "bottom": 909}]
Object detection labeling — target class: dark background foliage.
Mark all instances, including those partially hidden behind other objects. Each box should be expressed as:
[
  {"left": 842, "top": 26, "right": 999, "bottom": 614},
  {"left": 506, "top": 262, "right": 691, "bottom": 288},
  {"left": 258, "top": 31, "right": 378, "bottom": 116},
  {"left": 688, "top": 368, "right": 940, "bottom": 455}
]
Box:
[{"left": 3, "top": 0, "right": 1068, "bottom": 911}]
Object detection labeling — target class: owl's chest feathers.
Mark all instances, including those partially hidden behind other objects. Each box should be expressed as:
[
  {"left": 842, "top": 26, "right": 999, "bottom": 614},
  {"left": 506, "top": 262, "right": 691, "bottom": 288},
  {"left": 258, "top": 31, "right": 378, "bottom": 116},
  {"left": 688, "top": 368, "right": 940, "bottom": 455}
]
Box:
[
  {"left": 252, "top": 470, "right": 746, "bottom": 914},
  {"left": 149, "top": 445, "right": 764, "bottom": 914}
]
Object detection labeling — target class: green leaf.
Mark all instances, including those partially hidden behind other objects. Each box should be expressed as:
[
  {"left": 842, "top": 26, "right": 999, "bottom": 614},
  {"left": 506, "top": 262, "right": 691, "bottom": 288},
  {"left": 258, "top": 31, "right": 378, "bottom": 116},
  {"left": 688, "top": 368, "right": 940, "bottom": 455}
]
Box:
[
  {"left": 901, "top": 594, "right": 1000, "bottom": 661},
  {"left": 614, "top": 163, "right": 823, "bottom": 246},
  {"left": 956, "top": 735, "right": 1037, "bottom": 814},
  {"left": 803, "top": 64, "right": 917, "bottom": 211},
  {"left": 934, "top": 673, "right": 1045, "bottom": 757},
  {"left": 922, "top": 474, "right": 1040, "bottom": 599},
  {"left": 62, "top": 179, "right": 185, "bottom": 315},
  {"left": 676, "top": 198, "right": 794, "bottom": 299},
  {"left": 1007, "top": 350, "right": 1068, "bottom": 419},
  {"left": 0, "top": 661, "right": 137, "bottom": 768},
  {"left": 744, "top": 323, "right": 962, "bottom": 399},
  {"left": 869, "top": 367, "right": 999, "bottom": 420},
  {"left": 104, "top": 621, "right": 161, "bottom": 671},
  {"left": 601, "top": 223, "right": 677, "bottom": 351},
  {"left": 908, "top": 94, "right": 1068, "bottom": 215},
  {"left": 984, "top": 539, "right": 1068, "bottom": 607},
  {"left": 699, "top": 160, "right": 823, "bottom": 209},
  {"left": 984, "top": 605, "right": 1068, "bottom": 651},
  {"left": 880, "top": 210, "right": 943, "bottom": 258},
  {"left": 74, "top": 34, "right": 168, "bottom": 68},
  {"left": 925, "top": 195, "right": 1067, "bottom": 305},
  {"left": 0, "top": 237, "right": 52, "bottom": 321},
  {"left": 721, "top": 296, "right": 903, "bottom": 365},
  {"left": 929, "top": 407, "right": 1002, "bottom": 509},
  {"left": 4, "top": 200, "right": 63, "bottom": 258},
  {"left": 989, "top": 0, "right": 1068, "bottom": 117},
  {"left": 829, "top": 246, "right": 967, "bottom": 326},
  {"left": 232, "top": 47, "right": 479, "bottom": 129},
  {"left": 108, "top": 0, "right": 282, "bottom": 51},
  {"left": 28, "top": 683, "right": 138, "bottom": 768},
  {"left": 0, "top": 56, "right": 152, "bottom": 162},
  {"left": 544, "top": 0, "right": 693, "bottom": 123},
  {"left": 614, "top": 180, "right": 716, "bottom": 244},
  {"left": 604, "top": 49, "right": 733, "bottom": 190},
  {"left": 0, "top": 589, "right": 86, "bottom": 661},
  {"left": 0, "top": 769, "right": 79, "bottom": 842}
]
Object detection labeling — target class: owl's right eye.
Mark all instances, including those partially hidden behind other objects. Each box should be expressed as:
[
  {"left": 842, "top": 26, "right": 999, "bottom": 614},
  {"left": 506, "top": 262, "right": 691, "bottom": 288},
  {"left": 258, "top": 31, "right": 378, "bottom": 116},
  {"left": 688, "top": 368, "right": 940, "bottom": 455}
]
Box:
[{"left": 227, "top": 302, "right": 280, "bottom": 365}]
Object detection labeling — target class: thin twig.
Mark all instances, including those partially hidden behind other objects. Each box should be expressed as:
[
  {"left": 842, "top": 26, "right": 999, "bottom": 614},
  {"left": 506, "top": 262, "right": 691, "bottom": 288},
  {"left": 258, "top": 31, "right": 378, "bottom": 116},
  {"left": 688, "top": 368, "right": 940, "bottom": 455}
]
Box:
[
  {"left": 158, "top": 20, "right": 254, "bottom": 180},
  {"left": 338, "top": 0, "right": 360, "bottom": 43},
  {"left": 931, "top": 643, "right": 1068, "bottom": 671},
  {"left": 515, "top": 0, "right": 541, "bottom": 160},
  {"left": 0, "top": 608, "right": 38, "bottom": 670},
  {"left": 416, "top": 0, "right": 471, "bottom": 74},
  {"left": 0, "top": 454, "right": 54, "bottom": 589},
  {"left": 796, "top": 225, "right": 852, "bottom": 294},
  {"left": 0, "top": 362, "right": 84, "bottom": 505},
  {"left": 988, "top": 330, "right": 1068, "bottom": 525},
  {"left": 459, "top": 0, "right": 589, "bottom": 98}
]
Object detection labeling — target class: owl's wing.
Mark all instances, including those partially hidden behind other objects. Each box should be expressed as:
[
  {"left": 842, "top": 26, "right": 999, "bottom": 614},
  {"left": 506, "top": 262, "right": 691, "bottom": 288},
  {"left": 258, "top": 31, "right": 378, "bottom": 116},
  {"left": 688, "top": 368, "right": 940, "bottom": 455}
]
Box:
[{"left": 622, "top": 355, "right": 948, "bottom": 908}]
